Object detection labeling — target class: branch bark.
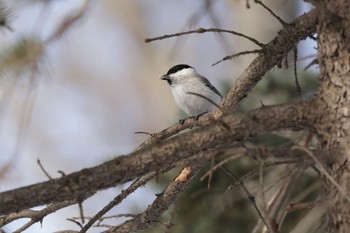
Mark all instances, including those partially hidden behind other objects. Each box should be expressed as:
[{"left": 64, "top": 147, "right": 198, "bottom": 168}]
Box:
[
  {"left": 0, "top": 102, "right": 312, "bottom": 216},
  {"left": 218, "top": 8, "right": 318, "bottom": 114}
]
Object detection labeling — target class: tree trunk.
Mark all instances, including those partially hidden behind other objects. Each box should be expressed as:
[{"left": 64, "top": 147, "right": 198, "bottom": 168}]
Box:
[{"left": 313, "top": 0, "right": 350, "bottom": 232}]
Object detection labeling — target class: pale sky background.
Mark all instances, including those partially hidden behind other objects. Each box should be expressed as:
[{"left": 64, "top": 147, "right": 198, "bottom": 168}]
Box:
[{"left": 0, "top": 1, "right": 316, "bottom": 232}]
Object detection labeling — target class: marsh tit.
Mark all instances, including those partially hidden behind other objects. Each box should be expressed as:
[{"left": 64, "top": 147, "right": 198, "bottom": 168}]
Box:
[{"left": 160, "top": 64, "right": 222, "bottom": 124}]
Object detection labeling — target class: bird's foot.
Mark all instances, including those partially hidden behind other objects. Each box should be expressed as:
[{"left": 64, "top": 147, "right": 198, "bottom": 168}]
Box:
[
  {"left": 179, "top": 118, "right": 187, "bottom": 125},
  {"left": 179, "top": 112, "right": 208, "bottom": 125},
  {"left": 193, "top": 112, "right": 208, "bottom": 121}
]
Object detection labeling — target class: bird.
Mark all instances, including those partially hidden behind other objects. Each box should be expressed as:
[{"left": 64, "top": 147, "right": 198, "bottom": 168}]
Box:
[{"left": 160, "top": 64, "right": 222, "bottom": 124}]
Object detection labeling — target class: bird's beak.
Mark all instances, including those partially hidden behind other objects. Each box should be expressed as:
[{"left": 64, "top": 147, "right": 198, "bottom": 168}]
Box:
[{"left": 160, "top": 75, "right": 170, "bottom": 81}]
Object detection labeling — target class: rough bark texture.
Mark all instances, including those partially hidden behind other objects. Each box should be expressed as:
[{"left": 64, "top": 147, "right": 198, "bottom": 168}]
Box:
[
  {"left": 313, "top": 1, "right": 350, "bottom": 232},
  {"left": 218, "top": 9, "right": 318, "bottom": 114},
  {"left": 0, "top": 103, "right": 309, "bottom": 216}
]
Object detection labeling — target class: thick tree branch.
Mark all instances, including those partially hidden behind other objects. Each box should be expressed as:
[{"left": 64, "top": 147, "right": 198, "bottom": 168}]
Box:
[
  {"left": 0, "top": 101, "right": 313, "bottom": 216},
  {"left": 218, "top": 9, "right": 318, "bottom": 114}
]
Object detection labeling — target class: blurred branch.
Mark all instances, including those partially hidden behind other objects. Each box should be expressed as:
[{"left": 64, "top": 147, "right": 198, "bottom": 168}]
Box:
[
  {"left": 44, "top": 0, "right": 89, "bottom": 44},
  {"left": 287, "top": 200, "right": 324, "bottom": 212},
  {"left": 288, "top": 204, "right": 326, "bottom": 233},
  {"left": 169, "top": 0, "right": 233, "bottom": 59},
  {"left": 296, "top": 146, "right": 350, "bottom": 203},
  {"left": 0, "top": 2, "right": 13, "bottom": 31},
  {"left": 257, "top": 161, "right": 279, "bottom": 233},
  {"left": 262, "top": 168, "right": 303, "bottom": 233}
]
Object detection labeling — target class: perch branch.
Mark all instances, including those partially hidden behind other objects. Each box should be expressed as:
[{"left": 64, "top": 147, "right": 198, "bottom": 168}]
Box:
[{"left": 0, "top": 102, "right": 312, "bottom": 216}]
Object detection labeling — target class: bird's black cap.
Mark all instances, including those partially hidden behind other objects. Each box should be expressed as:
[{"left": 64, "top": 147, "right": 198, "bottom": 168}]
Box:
[{"left": 166, "top": 64, "right": 192, "bottom": 75}]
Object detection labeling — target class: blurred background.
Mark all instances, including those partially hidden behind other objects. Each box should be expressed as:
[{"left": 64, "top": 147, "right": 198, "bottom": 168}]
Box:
[{"left": 0, "top": 0, "right": 319, "bottom": 232}]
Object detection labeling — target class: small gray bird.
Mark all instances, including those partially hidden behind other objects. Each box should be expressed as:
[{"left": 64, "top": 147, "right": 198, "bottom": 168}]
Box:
[{"left": 160, "top": 64, "right": 222, "bottom": 124}]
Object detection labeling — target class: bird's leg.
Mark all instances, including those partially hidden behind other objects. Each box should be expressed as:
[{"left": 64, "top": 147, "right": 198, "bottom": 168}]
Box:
[
  {"left": 179, "top": 112, "right": 208, "bottom": 125},
  {"left": 179, "top": 116, "right": 192, "bottom": 124}
]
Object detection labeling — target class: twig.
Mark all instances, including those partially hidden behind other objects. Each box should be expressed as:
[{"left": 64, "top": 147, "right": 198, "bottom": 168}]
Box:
[
  {"left": 207, "top": 159, "right": 215, "bottom": 189},
  {"left": 288, "top": 204, "right": 326, "bottom": 233},
  {"left": 80, "top": 172, "right": 158, "bottom": 232},
  {"left": 71, "top": 214, "right": 135, "bottom": 224},
  {"left": 78, "top": 202, "right": 84, "bottom": 224},
  {"left": 218, "top": 164, "right": 270, "bottom": 231},
  {"left": 295, "top": 146, "right": 350, "bottom": 203},
  {"left": 236, "top": 160, "right": 301, "bottom": 190},
  {"left": 200, "top": 153, "right": 243, "bottom": 181},
  {"left": 287, "top": 200, "right": 324, "bottom": 212},
  {"left": 211, "top": 49, "right": 262, "bottom": 66},
  {"left": 145, "top": 27, "right": 265, "bottom": 47},
  {"left": 262, "top": 168, "right": 303, "bottom": 233},
  {"left": 134, "top": 131, "right": 154, "bottom": 136},
  {"left": 256, "top": 161, "right": 276, "bottom": 233},
  {"left": 5, "top": 201, "right": 77, "bottom": 232},
  {"left": 37, "top": 159, "right": 52, "bottom": 180},
  {"left": 104, "top": 161, "right": 206, "bottom": 233},
  {"left": 264, "top": 168, "right": 293, "bottom": 193},
  {"left": 293, "top": 47, "right": 302, "bottom": 101},
  {"left": 298, "top": 54, "right": 317, "bottom": 61},
  {"left": 67, "top": 218, "right": 84, "bottom": 229},
  {"left": 254, "top": 0, "right": 286, "bottom": 26},
  {"left": 304, "top": 58, "right": 318, "bottom": 71}
]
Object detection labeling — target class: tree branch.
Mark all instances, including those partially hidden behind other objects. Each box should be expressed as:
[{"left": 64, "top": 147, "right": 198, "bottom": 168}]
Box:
[
  {"left": 0, "top": 101, "right": 312, "bottom": 216},
  {"left": 217, "top": 9, "right": 318, "bottom": 114},
  {"left": 0, "top": 200, "right": 76, "bottom": 231},
  {"left": 79, "top": 172, "right": 158, "bottom": 232},
  {"left": 145, "top": 27, "right": 264, "bottom": 47},
  {"left": 105, "top": 162, "right": 205, "bottom": 233}
]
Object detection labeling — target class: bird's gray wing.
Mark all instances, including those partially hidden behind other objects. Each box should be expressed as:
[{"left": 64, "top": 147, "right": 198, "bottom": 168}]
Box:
[{"left": 200, "top": 76, "right": 223, "bottom": 98}]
